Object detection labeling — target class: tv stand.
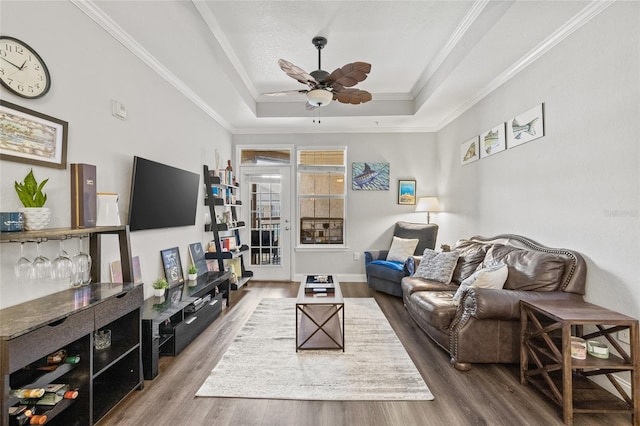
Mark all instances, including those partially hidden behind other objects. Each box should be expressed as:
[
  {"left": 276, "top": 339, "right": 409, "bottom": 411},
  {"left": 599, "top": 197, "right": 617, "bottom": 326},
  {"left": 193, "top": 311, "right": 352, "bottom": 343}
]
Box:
[{"left": 141, "top": 271, "right": 229, "bottom": 380}]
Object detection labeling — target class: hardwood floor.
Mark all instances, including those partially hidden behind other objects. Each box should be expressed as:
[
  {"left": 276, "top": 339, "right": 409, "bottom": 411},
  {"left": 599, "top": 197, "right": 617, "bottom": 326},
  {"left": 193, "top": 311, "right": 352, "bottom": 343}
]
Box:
[{"left": 99, "top": 282, "right": 632, "bottom": 426}]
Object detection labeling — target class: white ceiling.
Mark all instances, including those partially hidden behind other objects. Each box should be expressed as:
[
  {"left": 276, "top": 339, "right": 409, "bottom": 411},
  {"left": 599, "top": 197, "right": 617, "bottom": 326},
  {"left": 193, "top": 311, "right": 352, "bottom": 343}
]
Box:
[{"left": 79, "top": 0, "right": 610, "bottom": 134}]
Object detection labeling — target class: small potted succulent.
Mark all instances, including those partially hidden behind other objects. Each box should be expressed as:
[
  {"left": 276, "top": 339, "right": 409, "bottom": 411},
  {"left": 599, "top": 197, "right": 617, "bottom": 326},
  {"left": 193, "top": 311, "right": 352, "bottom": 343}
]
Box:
[
  {"left": 152, "top": 277, "right": 168, "bottom": 297},
  {"left": 14, "top": 169, "right": 51, "bottom": 230},
  {"left": 187, "top": 264, "right": 198, "bottom": 281}
]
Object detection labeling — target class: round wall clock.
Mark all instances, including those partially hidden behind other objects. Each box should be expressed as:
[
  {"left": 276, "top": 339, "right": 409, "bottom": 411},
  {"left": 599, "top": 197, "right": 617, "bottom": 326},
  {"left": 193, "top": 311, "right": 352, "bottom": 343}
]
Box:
[{"left": 0, "top": 36, "right": 51, "bottom": 99}]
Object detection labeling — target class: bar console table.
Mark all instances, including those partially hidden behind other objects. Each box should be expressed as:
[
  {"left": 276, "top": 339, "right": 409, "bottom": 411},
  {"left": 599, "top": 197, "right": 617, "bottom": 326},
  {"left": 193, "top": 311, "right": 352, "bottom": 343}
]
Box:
[{"left": 520, "top": 299, "right": 639, "bottom": 425}]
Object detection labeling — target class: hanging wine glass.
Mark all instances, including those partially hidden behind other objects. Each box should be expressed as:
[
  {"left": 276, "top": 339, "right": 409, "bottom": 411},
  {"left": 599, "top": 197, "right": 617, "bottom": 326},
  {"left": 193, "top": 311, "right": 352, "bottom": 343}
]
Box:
[
  {"left": 72, "top": 235, "right": 92, "bottom": 286},
  {"left": 30, "top": 240, "right": 52, "bottom": 281},
  {"left": 52, "top": 239, "right": 76, "bottom": 285},
  {"left": 14, "top": 242, "right": 32, "bottom": 284}
]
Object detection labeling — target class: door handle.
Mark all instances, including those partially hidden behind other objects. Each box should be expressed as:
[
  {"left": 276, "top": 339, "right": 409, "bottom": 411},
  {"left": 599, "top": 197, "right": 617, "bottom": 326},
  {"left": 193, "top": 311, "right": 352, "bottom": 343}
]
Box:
[{"left": 285, "top": 227, "right": 290, "bottom": 231}]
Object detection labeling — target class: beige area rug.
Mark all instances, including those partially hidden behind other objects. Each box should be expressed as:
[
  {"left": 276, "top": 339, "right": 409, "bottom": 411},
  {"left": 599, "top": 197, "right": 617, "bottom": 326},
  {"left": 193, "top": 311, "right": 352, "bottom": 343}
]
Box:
[{"left": 196, "top": 298, "right": 434, "bottom": 401}]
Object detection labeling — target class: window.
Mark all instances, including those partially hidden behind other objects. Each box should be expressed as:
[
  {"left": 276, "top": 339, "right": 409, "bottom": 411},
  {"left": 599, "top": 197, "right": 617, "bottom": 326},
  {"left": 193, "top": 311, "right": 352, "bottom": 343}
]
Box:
[{"left": 297, "top": 148, "right": 346, "bottom": 246}]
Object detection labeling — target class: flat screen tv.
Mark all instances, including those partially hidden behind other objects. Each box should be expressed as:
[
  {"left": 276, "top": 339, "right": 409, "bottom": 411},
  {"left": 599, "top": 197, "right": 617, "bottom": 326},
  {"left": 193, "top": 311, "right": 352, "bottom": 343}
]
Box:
[{"left": 128, "top": 156, "right": 200, "bottom": 231}]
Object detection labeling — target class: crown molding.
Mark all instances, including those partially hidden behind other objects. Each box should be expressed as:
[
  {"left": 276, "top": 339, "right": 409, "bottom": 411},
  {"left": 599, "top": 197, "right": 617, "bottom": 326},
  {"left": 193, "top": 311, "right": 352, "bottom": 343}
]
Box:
[
  {"left": 70, "top": 0, "right": 234, "bottom": 133},
  {"left": 435, "top": 0, "right": 615, "bottom": 131},
  {"left": 411, "top": 0, "right": 490, "bottom": 98},
  {"left": 192, "top": 0, "right": 258, "bottom": 100}
]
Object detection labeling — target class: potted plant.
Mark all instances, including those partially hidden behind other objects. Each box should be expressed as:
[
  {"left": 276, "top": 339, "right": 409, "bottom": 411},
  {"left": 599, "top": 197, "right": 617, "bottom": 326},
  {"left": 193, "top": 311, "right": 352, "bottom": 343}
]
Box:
[
  {"left": 152, "top": 277, "right": 168, "bottom": 297},
  {"left": 187, "top": 264, "right": 198, "bottom": 281},
  {"left": 14, "top": 169, "right": 51, "bottom": 230}
]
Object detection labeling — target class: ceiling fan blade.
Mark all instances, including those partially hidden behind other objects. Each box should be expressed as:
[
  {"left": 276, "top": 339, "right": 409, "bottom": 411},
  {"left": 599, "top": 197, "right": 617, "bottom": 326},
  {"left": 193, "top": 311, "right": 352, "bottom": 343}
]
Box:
[
  {"left": 333, "top": 88, "right": 373, "bottom": 105},
  {"left": 262, "top": 89, "right": 308, "bottom": 97},
  {"left": 328, "top": 62, "right": 371, "bottom": 88},
  {"left": 278, "top": 59, "right": 317, "bottom": 87}
]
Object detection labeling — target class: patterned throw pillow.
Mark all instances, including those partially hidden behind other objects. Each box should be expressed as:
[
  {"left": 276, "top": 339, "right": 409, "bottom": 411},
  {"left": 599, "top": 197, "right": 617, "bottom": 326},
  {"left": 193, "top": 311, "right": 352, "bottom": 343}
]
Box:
[
  {"left": 413, "top": 248, "right": 460, "bottom": 283},
  {"left": 452, "top": 264, "right": 508, "bottom": 305},
  {"left": 386, "top": 236, "right": 419, "bottom": 262}
]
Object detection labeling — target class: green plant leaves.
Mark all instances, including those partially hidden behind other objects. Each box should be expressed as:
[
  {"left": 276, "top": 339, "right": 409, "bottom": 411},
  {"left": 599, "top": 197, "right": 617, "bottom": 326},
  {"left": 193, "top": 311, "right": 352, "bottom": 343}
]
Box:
[{"left": 14, "top": 169, "right": 48, "bottom": 207}]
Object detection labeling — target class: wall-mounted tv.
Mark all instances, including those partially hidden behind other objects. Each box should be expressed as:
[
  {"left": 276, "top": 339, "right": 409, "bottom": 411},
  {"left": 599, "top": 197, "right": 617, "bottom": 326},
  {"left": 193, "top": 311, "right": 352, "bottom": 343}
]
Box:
[{"left": 128, "top": 156, "right": 200, "bottom": 231}]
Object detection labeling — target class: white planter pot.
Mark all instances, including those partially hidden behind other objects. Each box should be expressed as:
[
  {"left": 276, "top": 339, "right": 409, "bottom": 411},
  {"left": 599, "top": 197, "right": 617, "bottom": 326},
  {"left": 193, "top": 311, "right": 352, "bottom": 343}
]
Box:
[
  {"left": 19, "top": 207, "right": 51, "bottom": 230},
  {"left": 153, "top": 288, "right": 166, "bottom": 297},
  {"left": 188, "top": 273, "right": 198, "bottom": 281}
]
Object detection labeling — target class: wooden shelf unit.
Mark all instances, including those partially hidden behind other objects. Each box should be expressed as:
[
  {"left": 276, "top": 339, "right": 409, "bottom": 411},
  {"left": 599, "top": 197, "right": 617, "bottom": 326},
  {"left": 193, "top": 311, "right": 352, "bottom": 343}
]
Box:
[
  {"left": 203, "top": 165, "right": 253, "bottom": 292},
  {"left": 520, "top": 299, "right": 639, "bottom": 425}
]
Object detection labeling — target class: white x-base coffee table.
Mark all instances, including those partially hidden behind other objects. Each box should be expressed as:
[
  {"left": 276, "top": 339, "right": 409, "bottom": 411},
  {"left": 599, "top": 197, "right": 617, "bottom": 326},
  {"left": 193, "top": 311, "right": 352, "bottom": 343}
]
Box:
[{"left": 296, "top": 275, "right": 344, "bottom": 351}]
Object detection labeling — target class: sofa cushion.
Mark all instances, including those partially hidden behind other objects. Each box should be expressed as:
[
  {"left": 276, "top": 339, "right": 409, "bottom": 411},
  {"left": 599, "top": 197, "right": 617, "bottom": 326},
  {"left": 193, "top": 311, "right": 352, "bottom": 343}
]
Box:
[
  {"left": 369, "top": 259, "right": 404, "bottom": 271},
  {"left": 452, "top": 240, "right": 489, "bottom": 284},
  {"left": 452, "top": 264, "right": 508, "bottom": 305},
  {"left": 482, "top": 244, "right": 565, "bottom": 291},
  {"left": 408, "top": 290, "right": 458, "bottom": 331},
  {"left": 414, "top": 249, "right": 460, "bottom": 284},
  {"left": 387, "top": 236, "right": 419, "bottom": 262}
]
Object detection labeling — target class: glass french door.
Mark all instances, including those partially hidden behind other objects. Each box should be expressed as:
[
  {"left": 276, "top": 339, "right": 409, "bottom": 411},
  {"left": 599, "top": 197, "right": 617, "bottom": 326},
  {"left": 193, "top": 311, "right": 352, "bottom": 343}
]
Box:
[{"left": 240, "top": 166, "right": 291, "bottom": 281}]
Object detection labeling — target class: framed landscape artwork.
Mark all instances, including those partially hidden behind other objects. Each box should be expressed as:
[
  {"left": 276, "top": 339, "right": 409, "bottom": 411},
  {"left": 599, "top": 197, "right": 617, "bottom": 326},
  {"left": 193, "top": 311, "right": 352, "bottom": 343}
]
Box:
[
  {"left": 0, "top": 100, "right": 68, "bottom": 169},
  {"left": 460, "top": 136, "right": 479, "bottom": 165},
  {"left": 352, "top": 162, "right": 389, "bottom": 190},
  {"left": 161, "top": 247, "right": 184, "bottom": 287},
  {"left": 507, "top": 103, "right": 545, "bottom": 148},
  {"left": 480, "top": 123, "right": 506, "bottom": 158},
  {"left": 398, "top": 180, "right": 416, "bottom": 205}
]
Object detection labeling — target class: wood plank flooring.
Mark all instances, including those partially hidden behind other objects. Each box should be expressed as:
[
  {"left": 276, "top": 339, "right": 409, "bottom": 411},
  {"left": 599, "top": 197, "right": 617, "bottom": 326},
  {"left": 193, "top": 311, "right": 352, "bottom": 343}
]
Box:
[{"left": 99, "top": 282, "right": 632, "bottom": 426}]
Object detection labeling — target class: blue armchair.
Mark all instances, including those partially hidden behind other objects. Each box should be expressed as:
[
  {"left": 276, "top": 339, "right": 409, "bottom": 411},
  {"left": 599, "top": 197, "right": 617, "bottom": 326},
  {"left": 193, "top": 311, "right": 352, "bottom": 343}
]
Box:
[{"left": 364, "top": 221, "right": 439, "bottom": 297}]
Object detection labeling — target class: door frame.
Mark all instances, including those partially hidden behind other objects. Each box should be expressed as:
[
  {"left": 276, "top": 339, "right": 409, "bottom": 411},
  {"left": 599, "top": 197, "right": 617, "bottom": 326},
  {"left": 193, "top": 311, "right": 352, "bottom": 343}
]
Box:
[{"left": 236, "top": 145, "right": 294, "bottom": 281}]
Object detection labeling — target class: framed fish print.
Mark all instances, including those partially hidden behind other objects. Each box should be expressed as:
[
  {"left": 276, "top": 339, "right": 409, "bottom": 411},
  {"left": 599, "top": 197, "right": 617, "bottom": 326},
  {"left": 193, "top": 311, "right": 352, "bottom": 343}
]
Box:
[
  {"left": 160, "top": 247, "right": 185, "bottom": 287},
  {"left": 480, "top": 123, "right": 506, "bottom": 158},
  {"left": 352, "top": 162, "right": 389, "bottom": 190},
  {"left": 398, "top": 180, "right": 416, "bottom": 205},
  {"left": 507, "top": 103, "right": 545, "bottom": 148},
  {"left": 461, "top": 136, "right": 479, "bottom": 165}
]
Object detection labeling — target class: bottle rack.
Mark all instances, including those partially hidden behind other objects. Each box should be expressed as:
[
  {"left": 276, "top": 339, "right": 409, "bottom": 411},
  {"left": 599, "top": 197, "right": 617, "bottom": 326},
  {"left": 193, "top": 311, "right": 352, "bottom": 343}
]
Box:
[
  {"left": 203, "top": 165, "right": 253, "bottom": 292},
  {"left": 0, "top": 226, "right": 142, "bottom": 426}
]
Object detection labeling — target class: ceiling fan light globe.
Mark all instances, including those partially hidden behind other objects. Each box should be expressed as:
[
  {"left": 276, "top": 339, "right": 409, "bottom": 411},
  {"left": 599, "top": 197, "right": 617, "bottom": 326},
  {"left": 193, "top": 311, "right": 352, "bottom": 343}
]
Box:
[{"left": 307, "top": 89, "right": 333, "bottom": 107}]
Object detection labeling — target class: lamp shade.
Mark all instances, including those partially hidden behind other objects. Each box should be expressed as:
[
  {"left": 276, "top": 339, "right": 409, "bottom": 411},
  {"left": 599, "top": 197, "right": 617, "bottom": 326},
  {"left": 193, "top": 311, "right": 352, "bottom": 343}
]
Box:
[
  {"left": 415, "top": 197, "right": 441, "bottom": 213},
  {"left": 307, "top": 89, "right": 333, "bottom": 107}
]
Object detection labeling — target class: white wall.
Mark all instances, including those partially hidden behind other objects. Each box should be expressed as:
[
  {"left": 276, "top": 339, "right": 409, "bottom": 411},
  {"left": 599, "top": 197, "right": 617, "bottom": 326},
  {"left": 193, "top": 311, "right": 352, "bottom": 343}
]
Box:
[
  {"left": 233, "top": 132, "right": 438, "bottom": 279},
  {"left": 436, "top": 3, "right": 640, "bottom": 318},
  {"left": 0, "top": 1, "right": 232, "bottom": 308}
]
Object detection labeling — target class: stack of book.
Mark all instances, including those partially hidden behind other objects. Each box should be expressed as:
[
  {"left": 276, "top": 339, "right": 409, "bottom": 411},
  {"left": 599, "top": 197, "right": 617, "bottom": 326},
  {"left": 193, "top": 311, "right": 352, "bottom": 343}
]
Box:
[{"left": 305, "top": 275, "right": 335, "bottom": 294}]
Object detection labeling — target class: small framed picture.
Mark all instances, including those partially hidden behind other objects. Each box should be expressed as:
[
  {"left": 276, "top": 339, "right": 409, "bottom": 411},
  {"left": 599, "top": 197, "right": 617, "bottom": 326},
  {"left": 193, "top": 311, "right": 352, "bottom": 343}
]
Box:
[
  {"left": 167, "top": 283, "right": 184, "bottom": 306},
  {"left": 398, "top": 180, "right": 416, "bottom": 205},
  {"left": 160, "top": 247, "right": 184, "bottom": 287},
  {"left": 480, "top": 123, "right": 506, "bottom": 158},
  {"left": 460, "top": 136, "right": 479, "bottom": 165}
]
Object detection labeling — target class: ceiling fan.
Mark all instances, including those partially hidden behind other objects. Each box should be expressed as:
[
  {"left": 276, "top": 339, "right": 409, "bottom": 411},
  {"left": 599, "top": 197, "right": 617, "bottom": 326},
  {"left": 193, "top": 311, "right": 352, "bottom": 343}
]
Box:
[{"left": 264, "top": 36, "right": 372, "bottom": 110}]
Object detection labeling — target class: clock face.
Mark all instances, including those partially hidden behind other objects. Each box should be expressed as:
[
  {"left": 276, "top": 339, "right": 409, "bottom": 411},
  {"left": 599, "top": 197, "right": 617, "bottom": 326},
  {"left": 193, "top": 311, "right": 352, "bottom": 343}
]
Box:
[{"left": 0, "top": 36, "right": 51, "bottom": 99}]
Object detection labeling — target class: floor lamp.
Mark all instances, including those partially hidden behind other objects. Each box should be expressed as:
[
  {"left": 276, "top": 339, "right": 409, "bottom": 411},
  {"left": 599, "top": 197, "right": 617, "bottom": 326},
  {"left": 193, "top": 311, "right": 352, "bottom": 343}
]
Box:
[{"left": 415, "top": 197, "right": 441, "bottom": 224}]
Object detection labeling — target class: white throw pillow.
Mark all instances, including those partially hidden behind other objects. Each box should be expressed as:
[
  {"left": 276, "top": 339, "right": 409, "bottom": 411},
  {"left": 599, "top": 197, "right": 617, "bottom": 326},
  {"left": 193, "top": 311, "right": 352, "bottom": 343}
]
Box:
[
  {"left": 386, "top": 236, "right": 419, "bottom": 262},
  {"left": 452, "top": 264, "right": 508, "bottom": 305},
  {"left": 413, "top": 248, "right": 460, "bottom": 283}
]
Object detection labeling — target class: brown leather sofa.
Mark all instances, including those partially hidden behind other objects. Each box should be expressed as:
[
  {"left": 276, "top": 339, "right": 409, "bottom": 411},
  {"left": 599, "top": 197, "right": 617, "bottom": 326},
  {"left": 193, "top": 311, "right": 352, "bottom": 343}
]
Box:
[{"left": 401, "top": 234, "right": 586, "bottom": 370}]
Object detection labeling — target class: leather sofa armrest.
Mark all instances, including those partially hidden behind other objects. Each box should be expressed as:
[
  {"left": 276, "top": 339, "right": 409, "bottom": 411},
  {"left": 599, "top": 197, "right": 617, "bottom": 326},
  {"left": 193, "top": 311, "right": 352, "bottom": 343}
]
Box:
[
  {"left": 364, "top": 249, "right": 389, "bottom": 266},
  {"left": 462, "top": 288, "right": 584, "bottom": 321},
  {"left": 406, "top": 255, "right": 422, "bottom": 275}
]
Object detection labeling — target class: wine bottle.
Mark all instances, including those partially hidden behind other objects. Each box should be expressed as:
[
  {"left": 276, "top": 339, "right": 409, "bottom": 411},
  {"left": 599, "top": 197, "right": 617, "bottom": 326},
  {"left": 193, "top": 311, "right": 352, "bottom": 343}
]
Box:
[
  {"left": 29, "top": 414, "right": 47, "bottom": 425},
  {"left": 10, "top": 388, "right": 45, "bottom": 399}
]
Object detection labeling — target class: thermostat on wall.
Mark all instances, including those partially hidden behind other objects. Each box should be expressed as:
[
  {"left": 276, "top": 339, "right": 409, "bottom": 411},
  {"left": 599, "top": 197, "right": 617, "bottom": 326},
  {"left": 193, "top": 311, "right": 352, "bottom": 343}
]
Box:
[{"left": 111, "top": 99, "right": 127, "bottom": 120}]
